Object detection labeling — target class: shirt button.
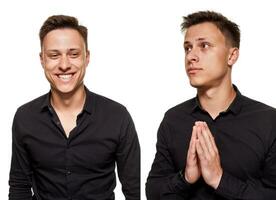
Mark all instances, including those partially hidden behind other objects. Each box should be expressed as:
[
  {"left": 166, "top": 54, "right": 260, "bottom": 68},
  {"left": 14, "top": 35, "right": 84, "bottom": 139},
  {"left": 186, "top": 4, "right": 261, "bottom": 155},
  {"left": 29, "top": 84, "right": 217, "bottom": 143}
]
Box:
[{"left": 48, "top": 108, "right": 53, "bottom": 114}]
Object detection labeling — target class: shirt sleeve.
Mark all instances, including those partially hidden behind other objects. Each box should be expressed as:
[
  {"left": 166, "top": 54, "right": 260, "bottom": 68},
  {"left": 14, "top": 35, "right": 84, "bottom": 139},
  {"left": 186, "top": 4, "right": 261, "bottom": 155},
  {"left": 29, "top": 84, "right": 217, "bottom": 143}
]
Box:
[
  {"left": 146, "top": 118, "right": 194, "bottom": 200},
  {"left": 116, "top": 109, "right": 140, "bottom": 200},
  {"left": 215, "top": 138, "right": 276, "bottom": 200},
  {"left": 9, "top": 110, "right": 33, "bottom": 200}
]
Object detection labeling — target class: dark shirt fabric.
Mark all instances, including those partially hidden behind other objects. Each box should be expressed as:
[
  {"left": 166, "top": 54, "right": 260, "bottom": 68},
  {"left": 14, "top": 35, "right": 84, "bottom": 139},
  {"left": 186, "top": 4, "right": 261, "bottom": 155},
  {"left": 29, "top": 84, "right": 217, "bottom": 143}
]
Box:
[
  {"left": 146, "top": 85, "right": 276, "bottom": 200},
  {"left": 9, "top": 87, "right": 140, "bottom": 200}
]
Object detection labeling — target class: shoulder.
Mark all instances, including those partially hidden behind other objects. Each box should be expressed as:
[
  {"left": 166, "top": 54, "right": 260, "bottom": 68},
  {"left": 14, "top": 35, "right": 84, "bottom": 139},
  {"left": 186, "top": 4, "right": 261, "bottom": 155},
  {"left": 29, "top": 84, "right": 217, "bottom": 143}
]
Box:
[
  {"left": 88, "top": 91, "right": 130, "bottom": 118},
  {"left": 12, "top": 93, "right": 49, "bottom": 138},
  {"left": 15, "top": 93, "right": 49, "bottom": 119},
  {"left": 87, "top": 91, "right": 135, "bottom": 138},
  {"left": 91, "top": 91, "right": 127, "bottom": 112},
  {"left": 240, "top": 95, "right": 276, "bottom": 114},
  {"left": 164, "top": 97, "right": 196, "bottom": 120},
  {"left": 238, "top": 95, "right": 276, "bottom": 129}
]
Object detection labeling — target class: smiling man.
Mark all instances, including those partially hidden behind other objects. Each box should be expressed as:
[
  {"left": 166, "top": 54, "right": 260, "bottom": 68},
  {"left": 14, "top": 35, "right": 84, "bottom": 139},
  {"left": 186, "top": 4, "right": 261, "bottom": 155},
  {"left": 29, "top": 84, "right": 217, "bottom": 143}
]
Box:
[
  {"left": 9, "top": 15, "right": 140, "bottom": 200},
  {"left": 146, "top": 11, "right": 276, "bottom": 199}
]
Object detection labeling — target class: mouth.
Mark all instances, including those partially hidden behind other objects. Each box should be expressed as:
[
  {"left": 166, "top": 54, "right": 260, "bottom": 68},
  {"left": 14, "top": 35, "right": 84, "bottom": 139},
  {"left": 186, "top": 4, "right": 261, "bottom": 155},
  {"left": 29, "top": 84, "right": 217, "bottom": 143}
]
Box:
[
  {"left": 56, "top": 73, "right": 75, "bottom": 82},
  {"left": 187, "top": 68, "right": 203, "bottom": 75}
]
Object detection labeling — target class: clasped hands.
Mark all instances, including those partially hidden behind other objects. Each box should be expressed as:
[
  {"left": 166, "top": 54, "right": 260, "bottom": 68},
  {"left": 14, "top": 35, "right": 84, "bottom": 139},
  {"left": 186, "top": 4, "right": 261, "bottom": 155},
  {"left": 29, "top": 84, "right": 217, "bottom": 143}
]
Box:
[{"left": 184, "top": 121, "right": 223, "bottom": 189}]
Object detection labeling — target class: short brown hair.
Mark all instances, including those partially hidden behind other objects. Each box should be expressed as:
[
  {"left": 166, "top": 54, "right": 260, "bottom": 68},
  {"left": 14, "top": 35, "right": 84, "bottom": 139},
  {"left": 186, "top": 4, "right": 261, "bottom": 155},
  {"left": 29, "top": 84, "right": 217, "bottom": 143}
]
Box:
[
  {"left": 39, "top": 15, "right": 88, "bottom": 50},
  {"left": 181, "top": 11, "right": 240, "bottom": 48}
]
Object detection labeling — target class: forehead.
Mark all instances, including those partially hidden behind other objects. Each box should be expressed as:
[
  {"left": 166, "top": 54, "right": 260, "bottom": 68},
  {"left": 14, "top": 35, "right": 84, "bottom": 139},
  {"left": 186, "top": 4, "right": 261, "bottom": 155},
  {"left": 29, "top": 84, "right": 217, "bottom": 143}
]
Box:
[
  {"left": 184, "top": 22, "right": 226, "bottom": 44},
  {"left": 42, "top": 28, "right": 85, "bottom": 50}
]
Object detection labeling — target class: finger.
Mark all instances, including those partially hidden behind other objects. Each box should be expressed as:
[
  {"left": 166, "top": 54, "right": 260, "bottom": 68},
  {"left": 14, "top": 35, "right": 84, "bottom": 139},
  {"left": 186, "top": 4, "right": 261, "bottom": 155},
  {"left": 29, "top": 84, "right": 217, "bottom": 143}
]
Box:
[
  {"left": 203, "top": 122, "right": 219, "bottom": 153},
  {"left": 191, "top": 125, "right": 198, "bottom": 141},
  {"left": 195, "top": 121, "right": 203, "bottom": 127},
  {"left": 195, "top": 121, "right": 201, "bottom": 126},
  {"left": 187, "top": 126, "right": 197, "bottom": 159},
  {"left": 188, "top": 126, "right": 196, "bottom": 149},
  {"left": 195, "top": 139, "right": 204, "bottom": 161},
  {"left": 196, "top": 124, "right": 211, "bottom": 160},
  {"left": 188, "top": 138, "right": 197, "bottom": 162},
  {"left": 200, "top": 123, "right": 216, "bottom": 155}
]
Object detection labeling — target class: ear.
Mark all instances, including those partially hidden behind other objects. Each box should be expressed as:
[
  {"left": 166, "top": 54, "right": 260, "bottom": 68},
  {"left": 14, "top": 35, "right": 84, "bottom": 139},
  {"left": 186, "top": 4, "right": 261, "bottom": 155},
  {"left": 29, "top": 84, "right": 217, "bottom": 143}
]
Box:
[
  {"left": 227, "top": 47, "right": 239, "bottom": 66},
  {"left": 39, "top": 52, "right": 44, "bottom": 68},
  {"left": 85, "top": 50, "right": 90, "bottom": 67}
]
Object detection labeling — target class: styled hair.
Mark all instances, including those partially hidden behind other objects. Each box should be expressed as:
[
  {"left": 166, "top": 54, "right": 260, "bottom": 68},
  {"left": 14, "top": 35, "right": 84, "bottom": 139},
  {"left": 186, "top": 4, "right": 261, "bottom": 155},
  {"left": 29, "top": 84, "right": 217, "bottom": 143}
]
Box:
[
  {"left": 181, "top": 11, "right": 240, "bottom": 48},
  {"left": 39, "top": 15, "right": 88, "bottom": 50}
]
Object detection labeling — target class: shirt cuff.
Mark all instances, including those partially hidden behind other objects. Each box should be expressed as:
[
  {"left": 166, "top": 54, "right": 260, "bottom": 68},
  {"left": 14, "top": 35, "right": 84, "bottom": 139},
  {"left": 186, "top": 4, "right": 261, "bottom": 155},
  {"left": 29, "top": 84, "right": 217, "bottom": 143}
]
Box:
[
  {"left": 170, "top": 170, "right": 192, "bottom": 192},
  {"left": 215, "top": 171, "right": 244, "bottom": 198}
]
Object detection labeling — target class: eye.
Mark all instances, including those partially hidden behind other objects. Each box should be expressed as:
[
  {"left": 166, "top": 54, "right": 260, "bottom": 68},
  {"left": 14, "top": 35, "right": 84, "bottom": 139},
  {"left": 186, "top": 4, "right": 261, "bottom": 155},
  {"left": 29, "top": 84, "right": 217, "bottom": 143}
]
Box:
[
  {"left": 184, "top": 45, "right": 192, "bottom": 53},
  {"left": 200, "top": 42, "right": 210, "bottom": 49},
  {"left": 69, "top": 51, "right": 80, "bottom": 58},
  {"left": 48, "top": 53, "right": 59, "bottom": 59}
]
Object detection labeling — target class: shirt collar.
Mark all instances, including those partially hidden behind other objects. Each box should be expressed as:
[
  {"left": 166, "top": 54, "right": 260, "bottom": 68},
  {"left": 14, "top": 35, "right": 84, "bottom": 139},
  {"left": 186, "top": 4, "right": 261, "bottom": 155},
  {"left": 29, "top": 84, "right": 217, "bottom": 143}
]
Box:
[
  {"left": 40, "top": 86, "right": 94, "bottom": 115},
  {"left": 83, "top": 86, "right": 93, "bottom": 114},
  {"left": 190, "top": 84, "right": 243, "bottom": 115},
  {"left": 40, "top": 92, "right": 51, "bottom": 112},
  {"left": 224, "top": 84, "right": 243, "bottom": 115}
]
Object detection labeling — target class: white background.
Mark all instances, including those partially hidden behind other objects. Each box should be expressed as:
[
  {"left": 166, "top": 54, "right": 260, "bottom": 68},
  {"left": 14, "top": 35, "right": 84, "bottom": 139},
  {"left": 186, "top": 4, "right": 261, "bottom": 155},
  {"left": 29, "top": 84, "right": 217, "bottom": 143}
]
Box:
[{"left": 1, "top": 0, "right": 276, "bottom": 199}]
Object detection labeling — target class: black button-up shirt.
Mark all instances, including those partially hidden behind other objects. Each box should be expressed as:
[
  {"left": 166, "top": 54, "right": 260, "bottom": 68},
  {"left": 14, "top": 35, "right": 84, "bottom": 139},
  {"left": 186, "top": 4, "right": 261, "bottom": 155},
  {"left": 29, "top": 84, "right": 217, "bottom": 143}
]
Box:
[
  {"left": 146, "top": 86, "right": 276, "bottom": 199},
  {"left": 9, "top": 87, "right": 140, "bottom": 200}
]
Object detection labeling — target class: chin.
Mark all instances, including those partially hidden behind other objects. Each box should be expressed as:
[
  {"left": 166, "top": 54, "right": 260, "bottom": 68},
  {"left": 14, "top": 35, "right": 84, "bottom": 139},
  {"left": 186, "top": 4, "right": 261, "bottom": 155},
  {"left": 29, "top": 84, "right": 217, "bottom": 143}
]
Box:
[
  {"left": 189, "top": 80, "right": 203, "bottom": 88},
  {"left": 188, "top": 77, "right": 210, "bottom": 89},
  {"left": 52, "top": 85, "right": 78, "bottom": 95}
]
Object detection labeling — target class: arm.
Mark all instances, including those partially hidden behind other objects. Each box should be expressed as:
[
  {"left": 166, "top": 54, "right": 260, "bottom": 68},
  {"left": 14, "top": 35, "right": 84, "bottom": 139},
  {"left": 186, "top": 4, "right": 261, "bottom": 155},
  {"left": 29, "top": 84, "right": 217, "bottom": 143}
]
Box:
[
  {"left": 196, "top": 122, "right": 276, "bottom": 200},
  {"left": 215, "top": 140, "right": 276, "bottom": 199},
  {"left": 9, "top": 111, "right": 33, "bottom": 200},
  {"left": 146, "top": 119, "right": 193, "bottom": 200},
  {"left": 116, "top": 110, "right": 140, "bottom": 200}
]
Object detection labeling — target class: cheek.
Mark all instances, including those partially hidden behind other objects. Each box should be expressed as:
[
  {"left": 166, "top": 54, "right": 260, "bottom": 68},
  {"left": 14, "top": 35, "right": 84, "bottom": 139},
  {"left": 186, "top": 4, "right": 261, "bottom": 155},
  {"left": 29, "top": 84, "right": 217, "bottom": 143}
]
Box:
[
  {"left": 208, "top": 61, "right": 229, "bottom": 79},
  {"left": 215, "top": 49, "right": 229, "bottom": 64},
  {"left": 184, "top": 57, "right": 188, "bottom": 66},
  {"left": 71, "top": 58, "right": 87, "bottom": 69},
  {"left": 206, "top": 51, "right": 228, "bottom": 68},
  {"left": 43, "top": 71, "right": 54, "bottom": 83},
  {"left": 43, "top": 59, "right": 59, "bottom": 71},
  {"left": 200, "top": 56, "right": 226, "bottom": 78}
]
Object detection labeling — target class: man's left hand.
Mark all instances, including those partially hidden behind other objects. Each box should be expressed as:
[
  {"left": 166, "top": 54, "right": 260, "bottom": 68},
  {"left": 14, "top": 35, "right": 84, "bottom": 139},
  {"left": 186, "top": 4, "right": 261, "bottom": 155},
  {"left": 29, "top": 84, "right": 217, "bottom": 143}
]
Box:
[{"left": 195, "top": 121, "right": 223, "bottom": 189}]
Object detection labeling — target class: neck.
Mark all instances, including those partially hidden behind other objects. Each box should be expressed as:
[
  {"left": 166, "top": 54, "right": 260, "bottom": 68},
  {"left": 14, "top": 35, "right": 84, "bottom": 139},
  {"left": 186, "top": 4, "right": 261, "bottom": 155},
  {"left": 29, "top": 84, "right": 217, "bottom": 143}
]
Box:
[
  {"left": 197, "top": 82, "right": 236, "bottom": 119},
  {"left": 50, "top": 84, "right": 86, "bottom": 114}
]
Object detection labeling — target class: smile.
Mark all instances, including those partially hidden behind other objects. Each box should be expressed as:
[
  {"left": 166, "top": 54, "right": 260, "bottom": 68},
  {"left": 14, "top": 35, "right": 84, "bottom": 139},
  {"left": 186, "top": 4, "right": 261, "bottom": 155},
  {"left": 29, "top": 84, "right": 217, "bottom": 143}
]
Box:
[{"left": 56, "top": 73, "right": 75, "bottom": 82}]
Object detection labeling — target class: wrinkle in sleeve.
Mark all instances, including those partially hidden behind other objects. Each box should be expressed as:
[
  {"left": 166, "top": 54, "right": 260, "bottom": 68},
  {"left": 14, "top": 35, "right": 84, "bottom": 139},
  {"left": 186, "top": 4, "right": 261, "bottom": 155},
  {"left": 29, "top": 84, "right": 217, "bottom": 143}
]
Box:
[
  {"left": 9, "top": 111, "right": 33, "bottom": 200},
  {"left": 146, "top": 118, "right": 192, "bottom": 200},
  {"left": 215, "top": 136, "right": 276, "bottom": 199},
  {"left": 116, "top": 109, "right": 140, "bottom": 200}
]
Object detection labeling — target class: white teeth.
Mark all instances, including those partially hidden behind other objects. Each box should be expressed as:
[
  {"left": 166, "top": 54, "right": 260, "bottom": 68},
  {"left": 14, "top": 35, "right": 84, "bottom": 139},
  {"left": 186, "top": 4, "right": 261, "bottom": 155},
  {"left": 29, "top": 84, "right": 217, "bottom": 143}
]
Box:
[{"left": 58, "top": 74, "right": 72, "bottom": 80}]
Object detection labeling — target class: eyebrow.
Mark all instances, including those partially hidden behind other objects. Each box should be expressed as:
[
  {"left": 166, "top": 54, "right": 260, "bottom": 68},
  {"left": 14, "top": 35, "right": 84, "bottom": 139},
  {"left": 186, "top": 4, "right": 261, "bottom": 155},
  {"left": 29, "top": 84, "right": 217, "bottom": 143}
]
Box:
[
  {"left": 184, "top": 37, "right": 208, "bottom": 44},
  {"left": 45, "top": 49, "right": 59, "bottom": 53},
  {"left": 45, "top": 48, "right": 81, "bottom": 53},
  {"left": 68, "top": 48, "right": 81, "bottom": 51},
  {"left": 196, "top": 37, "right": 207, "bottom": 41}
]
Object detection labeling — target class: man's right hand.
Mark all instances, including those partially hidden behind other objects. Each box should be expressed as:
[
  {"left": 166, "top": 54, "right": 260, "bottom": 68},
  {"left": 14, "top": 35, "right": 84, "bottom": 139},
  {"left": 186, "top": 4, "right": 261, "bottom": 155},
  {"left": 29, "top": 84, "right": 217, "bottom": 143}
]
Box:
[{"left": 184, "top": 124, "right": 201, "bottom": 184}]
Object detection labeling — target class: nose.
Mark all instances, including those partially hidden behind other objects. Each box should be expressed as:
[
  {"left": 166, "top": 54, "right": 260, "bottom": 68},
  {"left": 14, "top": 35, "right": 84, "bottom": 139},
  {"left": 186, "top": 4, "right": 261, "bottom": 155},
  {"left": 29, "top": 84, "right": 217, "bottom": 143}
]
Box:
[
  {"left": 186, "top": 48, "right": 199, "bottom": 63},
  {"left": 59, "top": 55, "right": 71, "bottom": 71}
]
